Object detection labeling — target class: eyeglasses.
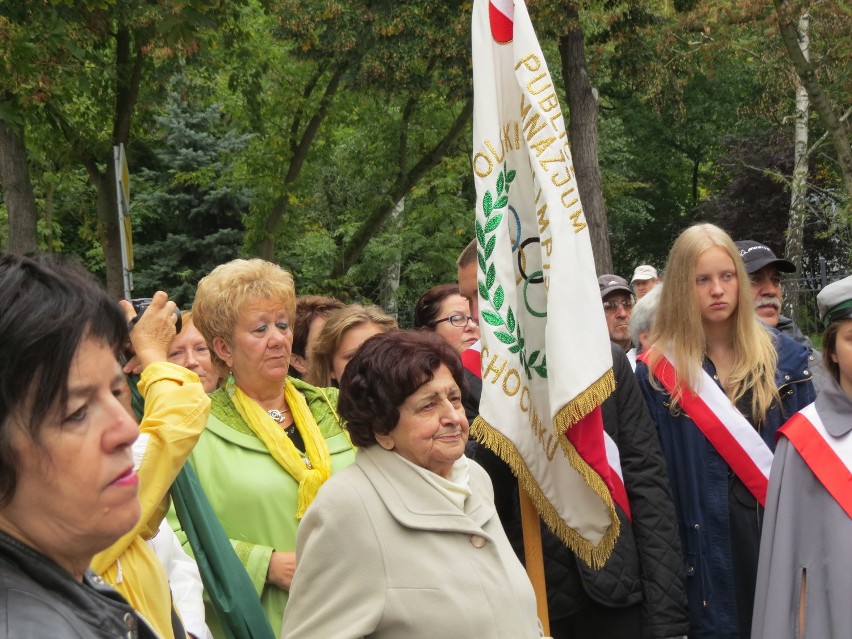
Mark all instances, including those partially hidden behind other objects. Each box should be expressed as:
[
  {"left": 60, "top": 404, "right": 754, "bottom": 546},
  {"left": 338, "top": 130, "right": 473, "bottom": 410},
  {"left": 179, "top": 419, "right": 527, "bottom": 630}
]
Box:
[
  {"left": 602, "top": 299, "right": 634, "bottom": 314},
  {"left": 433, "top": 314, "right": 478, "bottom": 328}
]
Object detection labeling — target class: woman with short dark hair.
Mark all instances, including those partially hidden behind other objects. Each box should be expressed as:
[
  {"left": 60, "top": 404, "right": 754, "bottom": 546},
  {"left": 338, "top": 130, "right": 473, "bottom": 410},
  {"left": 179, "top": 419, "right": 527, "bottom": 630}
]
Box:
[
  {"left": 288, "top": 295, "right": 345, "bottom": 378},
  {"left": 414, "top": 283, "right": 479, "bottom": 354},
  {"left": 0, "top": 253, "right": 201, "bottom": 639},
  {"left": 282, "top": 331, "right": 543, "bottom": 638}
]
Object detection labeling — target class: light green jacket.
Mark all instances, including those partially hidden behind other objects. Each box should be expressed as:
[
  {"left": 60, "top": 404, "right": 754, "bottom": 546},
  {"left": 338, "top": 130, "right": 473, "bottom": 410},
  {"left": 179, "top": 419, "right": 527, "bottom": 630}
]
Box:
[{"left": 187, "top": 377, "right": 355, "bottom": 638}]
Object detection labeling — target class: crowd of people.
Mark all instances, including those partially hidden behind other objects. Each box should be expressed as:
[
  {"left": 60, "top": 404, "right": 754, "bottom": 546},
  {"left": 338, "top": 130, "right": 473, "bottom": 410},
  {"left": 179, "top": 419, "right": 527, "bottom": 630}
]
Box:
[{"left": 0, "top": 220, "right": 849, "bottom": 639}]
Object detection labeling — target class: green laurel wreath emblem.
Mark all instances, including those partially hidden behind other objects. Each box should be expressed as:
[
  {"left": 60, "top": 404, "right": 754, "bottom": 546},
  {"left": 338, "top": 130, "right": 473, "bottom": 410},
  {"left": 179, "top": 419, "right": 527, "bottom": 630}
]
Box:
[{"left": 477, "top": 162, "right": 547, "bottom": 380}]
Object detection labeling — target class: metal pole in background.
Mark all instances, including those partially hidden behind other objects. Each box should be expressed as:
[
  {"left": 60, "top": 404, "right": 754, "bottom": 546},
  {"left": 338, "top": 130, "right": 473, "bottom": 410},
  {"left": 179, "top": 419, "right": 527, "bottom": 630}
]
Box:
[{"left": 114, "top": 144, "right": 133, "bottom": 300}]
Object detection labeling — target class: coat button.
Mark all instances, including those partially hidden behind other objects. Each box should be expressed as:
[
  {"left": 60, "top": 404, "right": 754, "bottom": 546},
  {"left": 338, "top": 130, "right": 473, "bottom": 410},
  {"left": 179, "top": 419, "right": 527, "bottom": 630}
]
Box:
[
  {"left": 470, "top": 535, "right": 487, "bottom": 548},
  {"left": 804, "top": 370, "right": 810, "bottom": 375},
  {"left": 784, "top": 374, "right": 791, "bottom": 380}
]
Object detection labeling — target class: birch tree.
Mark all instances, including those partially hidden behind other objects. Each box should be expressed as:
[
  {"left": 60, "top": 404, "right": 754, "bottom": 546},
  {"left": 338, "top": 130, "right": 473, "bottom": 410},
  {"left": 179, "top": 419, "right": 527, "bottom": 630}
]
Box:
[
  {"left": 784, "top": 12, "right": 809, "bottom": 320},
  {"left": 774, "top": 0, "right": 852, "bottom": 197}
]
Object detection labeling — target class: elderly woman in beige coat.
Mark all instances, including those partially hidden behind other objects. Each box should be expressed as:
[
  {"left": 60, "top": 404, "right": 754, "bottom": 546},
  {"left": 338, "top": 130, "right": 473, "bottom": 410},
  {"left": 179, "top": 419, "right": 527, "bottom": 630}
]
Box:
[{"left": 282, "top": 331, "right": 543, "bottom": 639}]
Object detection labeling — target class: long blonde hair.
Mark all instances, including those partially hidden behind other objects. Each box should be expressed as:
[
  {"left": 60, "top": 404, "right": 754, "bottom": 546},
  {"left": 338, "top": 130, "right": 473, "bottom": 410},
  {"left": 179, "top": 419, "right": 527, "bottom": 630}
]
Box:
[{"left": 647, "top": 223, "right": 779, "bottom": 423}]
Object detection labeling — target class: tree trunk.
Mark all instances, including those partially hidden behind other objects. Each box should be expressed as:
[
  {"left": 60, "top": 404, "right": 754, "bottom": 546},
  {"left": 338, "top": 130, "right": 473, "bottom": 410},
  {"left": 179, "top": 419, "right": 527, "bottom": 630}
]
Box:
[
  {"left": 784, "top": 12, "right": 809, "bottom": 323},
  {"left": 93, "top": 25, "right": 143, "bottom": 297},
  {"left": 774, "top": 0, "right": 852, "bottom": 197},
  {"left": 558, "top": 4, "right": 612, "bottom": 275},
  {"left": 95, "top": 164, "right": 125, "bottom": 299},
  {"left": 0, "top": 112, "right": 39, "bottom": 253},
  {"left": 380, "top": 198, "right": 404, "bottom": 320}
]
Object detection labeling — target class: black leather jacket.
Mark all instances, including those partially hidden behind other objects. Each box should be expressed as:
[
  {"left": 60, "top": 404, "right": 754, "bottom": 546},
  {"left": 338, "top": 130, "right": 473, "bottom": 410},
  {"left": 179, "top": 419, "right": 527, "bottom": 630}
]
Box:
[{"left": 0, "top": 531, "right": 160, "bottom": 639}]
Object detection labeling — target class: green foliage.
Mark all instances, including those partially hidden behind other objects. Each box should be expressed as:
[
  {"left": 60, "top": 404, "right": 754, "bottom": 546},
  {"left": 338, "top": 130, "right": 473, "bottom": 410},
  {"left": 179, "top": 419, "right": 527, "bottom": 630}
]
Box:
[{"left": 3, "top": 0, "right": 848, "bottom": 310}]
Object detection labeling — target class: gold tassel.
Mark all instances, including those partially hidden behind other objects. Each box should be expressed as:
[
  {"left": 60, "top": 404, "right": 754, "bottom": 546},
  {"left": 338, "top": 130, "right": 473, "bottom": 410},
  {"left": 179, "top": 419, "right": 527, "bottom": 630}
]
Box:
[
  {"left": 471, "top": 410, "right": 620, "bottom": 570},
  {"left": 552, "top": 369, "right": 615, "bottom": 431}
]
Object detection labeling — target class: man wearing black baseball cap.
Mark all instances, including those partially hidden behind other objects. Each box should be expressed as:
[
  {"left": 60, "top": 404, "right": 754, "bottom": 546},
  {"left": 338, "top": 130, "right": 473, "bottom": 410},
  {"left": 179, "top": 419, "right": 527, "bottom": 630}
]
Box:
[
  {"left": 735, "top": 240, "right": 825, "bottom": 390},
  {"left": 734, "top": 240, "right": 796, "bottom": 328}
]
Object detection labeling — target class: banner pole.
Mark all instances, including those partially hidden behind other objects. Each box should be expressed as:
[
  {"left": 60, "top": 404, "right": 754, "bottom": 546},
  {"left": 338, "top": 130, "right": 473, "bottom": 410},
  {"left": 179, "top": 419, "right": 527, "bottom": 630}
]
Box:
[{"left": 520, "top": 483, "right": 550, "bottom": 636}]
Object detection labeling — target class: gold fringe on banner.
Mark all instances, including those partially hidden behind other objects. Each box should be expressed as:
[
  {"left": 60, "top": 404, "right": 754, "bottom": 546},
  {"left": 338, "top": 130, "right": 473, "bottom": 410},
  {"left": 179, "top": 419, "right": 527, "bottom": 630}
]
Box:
[
  {"left": 471, "top": 409, "right": 620, "bottom": 570},
  {"left": 552, "top": 368, "right": 616, "bottom": 431}
]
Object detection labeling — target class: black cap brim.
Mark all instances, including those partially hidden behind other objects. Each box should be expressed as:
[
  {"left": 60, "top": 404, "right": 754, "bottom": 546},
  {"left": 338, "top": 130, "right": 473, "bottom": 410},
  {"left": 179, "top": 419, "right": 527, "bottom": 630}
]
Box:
[
  {"left": 601, "top": 285, "right": 633, "bottom": 299},
  {"left": 746, "top": 256, "right": 796, "bottom": 274}
]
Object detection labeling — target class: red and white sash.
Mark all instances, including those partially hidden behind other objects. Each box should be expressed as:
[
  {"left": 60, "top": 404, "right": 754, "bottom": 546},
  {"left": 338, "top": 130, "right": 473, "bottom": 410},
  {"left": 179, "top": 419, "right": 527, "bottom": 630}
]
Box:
[
  {"left": 780, "top": 404, "right": 852, "bottom": 519},
  {"left": 640, "top": 351, "right": 774, "bottom": 506},
  {"left": 464, "top": 341, "right": 632, "bottom": 520}
]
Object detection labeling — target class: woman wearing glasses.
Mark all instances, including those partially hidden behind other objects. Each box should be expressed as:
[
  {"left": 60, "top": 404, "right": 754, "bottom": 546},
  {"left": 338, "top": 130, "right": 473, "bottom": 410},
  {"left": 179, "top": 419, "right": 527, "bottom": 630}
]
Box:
[
  {"left": 306, "top": 304, "right": 398, "bottom": 388},
  {"left": 414, "top": 284, "right": 480, "bottom": 354}
]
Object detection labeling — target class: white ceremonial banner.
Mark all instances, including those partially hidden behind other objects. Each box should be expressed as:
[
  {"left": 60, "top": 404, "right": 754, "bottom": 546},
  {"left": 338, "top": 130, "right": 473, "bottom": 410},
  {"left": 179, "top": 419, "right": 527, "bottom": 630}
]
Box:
[{"left": 471, "top": 0, "right": 619, "bottom": 567}]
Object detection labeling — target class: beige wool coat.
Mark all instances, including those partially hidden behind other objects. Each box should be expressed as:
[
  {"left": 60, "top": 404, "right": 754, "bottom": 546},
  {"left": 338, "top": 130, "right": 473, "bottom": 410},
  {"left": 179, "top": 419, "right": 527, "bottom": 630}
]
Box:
[{"left": 281, "top": 445, "right": 542, "bottom": 639}]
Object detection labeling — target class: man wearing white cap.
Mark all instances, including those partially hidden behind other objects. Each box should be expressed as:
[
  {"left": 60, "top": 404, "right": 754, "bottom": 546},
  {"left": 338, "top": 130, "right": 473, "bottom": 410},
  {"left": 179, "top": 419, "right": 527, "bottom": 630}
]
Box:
[{"left": 630, "top": 265, "right": 659, "bottom": 300}]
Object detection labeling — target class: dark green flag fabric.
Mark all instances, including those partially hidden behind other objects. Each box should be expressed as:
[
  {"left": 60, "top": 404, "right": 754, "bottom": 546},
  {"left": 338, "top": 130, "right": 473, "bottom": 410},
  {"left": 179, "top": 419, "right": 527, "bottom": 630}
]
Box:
[{"left": 170, "top": 464, "right": 275, "bottom": 639}]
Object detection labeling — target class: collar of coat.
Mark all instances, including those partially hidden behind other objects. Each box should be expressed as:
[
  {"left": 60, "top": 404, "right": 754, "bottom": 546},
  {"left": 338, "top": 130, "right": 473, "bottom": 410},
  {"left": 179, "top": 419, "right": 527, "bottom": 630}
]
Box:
[{"left": 356, "top": 446, "right": 497, "bottom": 537}]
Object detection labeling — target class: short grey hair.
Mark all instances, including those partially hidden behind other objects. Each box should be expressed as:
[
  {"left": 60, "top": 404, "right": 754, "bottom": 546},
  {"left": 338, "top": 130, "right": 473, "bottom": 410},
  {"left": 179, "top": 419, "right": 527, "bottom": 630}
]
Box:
[{"left": 629, "top": 284, "right": 663, "bottom": 350}]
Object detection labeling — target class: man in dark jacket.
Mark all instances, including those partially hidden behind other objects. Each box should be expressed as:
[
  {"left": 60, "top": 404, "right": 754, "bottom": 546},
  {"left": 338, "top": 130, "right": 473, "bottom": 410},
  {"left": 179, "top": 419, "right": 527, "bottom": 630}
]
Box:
[{"left": 457, "top": 240, "right": 688, "bottom": 639}]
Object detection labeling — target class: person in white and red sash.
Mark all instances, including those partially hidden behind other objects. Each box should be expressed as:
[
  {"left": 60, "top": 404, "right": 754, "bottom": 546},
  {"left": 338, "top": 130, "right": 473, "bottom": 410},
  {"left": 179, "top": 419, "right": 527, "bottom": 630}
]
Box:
[
  {"left": 752, "top": 275, "right": 852, "bottom": 639},
  {"left": 635, "top": 224, "right": 815, "bottom": 639}
]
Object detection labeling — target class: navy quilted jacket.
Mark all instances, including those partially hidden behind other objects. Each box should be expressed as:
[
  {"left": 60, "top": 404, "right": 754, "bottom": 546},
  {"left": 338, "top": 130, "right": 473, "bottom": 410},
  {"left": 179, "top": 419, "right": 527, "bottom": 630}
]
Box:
[{"left": 636, "top": 329, "right": 815, "bottom": 638}]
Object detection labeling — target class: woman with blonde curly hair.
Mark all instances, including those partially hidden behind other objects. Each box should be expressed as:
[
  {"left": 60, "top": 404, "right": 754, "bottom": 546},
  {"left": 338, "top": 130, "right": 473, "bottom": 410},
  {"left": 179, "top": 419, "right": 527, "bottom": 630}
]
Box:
[
  {"left": 635, "top": 223, "right": 815, "bottom": 638},
  {"left": 187, "top": 258, "right": 356, "bottom": 636},
  {"left": 305, "top": 304, "right": 397, "bottom": 388}
]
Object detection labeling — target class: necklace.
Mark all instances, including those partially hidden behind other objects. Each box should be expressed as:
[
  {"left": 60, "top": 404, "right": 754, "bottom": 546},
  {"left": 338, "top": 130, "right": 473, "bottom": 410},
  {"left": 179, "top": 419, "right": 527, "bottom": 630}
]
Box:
[
  {"left": 268, "top": 409, "right": 297, "bottom": 436},
  {"left": 267, "top": 407, "right": 290, "bottom": 423}
]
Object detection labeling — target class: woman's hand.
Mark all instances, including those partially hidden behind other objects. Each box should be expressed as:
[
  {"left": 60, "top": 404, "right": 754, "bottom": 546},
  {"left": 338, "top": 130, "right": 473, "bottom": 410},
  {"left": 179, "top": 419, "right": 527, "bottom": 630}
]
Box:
[
  {"left": 266, "top": 551, "right": 296, "bottom": 591},
  {"left": 120, "top": 291, "right": 180, "bottom": 371}
]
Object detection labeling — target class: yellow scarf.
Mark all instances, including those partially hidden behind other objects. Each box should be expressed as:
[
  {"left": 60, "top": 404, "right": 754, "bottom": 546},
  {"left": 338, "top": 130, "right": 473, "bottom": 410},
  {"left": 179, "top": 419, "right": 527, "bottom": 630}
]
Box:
[{"left": 229, "top": 380, "right": 332, "bottom": 518}]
